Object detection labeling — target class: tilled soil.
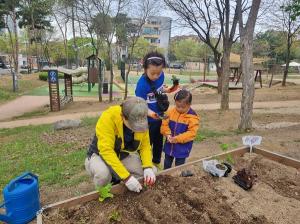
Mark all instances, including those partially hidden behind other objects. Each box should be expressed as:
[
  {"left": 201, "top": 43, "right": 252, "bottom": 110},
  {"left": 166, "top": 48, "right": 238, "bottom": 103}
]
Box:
[{"left": 43, "top": 153, "right": 300, "bottom": 224}]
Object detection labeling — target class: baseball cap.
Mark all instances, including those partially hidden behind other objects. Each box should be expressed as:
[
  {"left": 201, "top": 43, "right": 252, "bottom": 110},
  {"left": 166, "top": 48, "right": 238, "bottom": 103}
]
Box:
[{"left": 122, "top": 97, "right": 148, "bottom": 132}]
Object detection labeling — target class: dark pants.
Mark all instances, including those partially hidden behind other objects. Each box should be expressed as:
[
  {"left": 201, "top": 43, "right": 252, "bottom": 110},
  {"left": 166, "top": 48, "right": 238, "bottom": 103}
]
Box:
[
  {"left": 149, "top": 120, "right": 163, "bottom": 164},
  {"left": 164, "top": 154, "right": 186, "bottom": 170}
]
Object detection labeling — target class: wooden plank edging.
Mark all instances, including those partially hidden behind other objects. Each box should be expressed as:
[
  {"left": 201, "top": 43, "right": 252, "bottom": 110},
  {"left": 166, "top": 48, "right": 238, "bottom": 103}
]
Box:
[{"left": 254, "top": 147, "right": 300, "bottom": 169}]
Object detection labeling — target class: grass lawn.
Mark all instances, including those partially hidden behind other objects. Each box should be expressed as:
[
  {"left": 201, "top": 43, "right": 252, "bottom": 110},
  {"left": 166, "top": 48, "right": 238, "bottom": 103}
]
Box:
[
  {"left": 0, "top": 74, "right": 46, "bottom": 104},
  {"left": 0, "top": 117, "right": 98, "bottom": 200}
]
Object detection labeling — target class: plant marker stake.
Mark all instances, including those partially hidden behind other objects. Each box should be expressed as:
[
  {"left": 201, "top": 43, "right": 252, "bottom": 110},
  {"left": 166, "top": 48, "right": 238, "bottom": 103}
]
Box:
[{"left": 242, "top": 136, "right": 262, "bottom": 156}]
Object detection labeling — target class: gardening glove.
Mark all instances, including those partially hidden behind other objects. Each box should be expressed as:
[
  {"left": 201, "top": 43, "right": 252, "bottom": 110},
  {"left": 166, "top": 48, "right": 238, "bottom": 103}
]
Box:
[
  {"left": 125, "top": 176, "right": 142, "bottom": 193},
  {"left": 144, "top": 168, "right": 156, "bottom": 186}
]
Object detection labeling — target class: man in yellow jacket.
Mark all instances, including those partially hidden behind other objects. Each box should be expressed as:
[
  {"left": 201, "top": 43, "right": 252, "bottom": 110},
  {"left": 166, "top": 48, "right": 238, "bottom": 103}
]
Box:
[{"left": 85, "top": 97, "right": 156, "bottom": 193}]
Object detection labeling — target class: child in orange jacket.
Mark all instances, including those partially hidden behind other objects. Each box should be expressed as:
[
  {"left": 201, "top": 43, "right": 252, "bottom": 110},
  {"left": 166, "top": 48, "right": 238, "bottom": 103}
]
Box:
[{"left": 161, "top": 89, "right": 200, "bottom": 169}]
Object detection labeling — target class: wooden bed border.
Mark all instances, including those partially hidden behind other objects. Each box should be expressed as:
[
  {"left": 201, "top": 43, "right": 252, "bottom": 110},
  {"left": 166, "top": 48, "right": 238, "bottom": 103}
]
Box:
[{"left": 37, "top": 146, "right": 300, "bottom": 223}]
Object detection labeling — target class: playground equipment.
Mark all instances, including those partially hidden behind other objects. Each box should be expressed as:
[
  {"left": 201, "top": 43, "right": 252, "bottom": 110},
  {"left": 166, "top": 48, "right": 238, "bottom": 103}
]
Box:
[
  {"left": 0, "top": 172, "right": 40, "bottom": 224},
  {"left": 47, "top": 69, "right": 74, "bottom": 112},
  {"left": 86, "top": 54, "right": 102, "bottom": 93}
]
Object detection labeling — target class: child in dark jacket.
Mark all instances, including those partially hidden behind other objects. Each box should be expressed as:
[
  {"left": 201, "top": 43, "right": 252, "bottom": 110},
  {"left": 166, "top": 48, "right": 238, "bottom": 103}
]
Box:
[
  {"left": 135, "top": 52, "right": 167, "bottom": 169},
  {"left": 161, "top": 89, "right": 200, "bottom": 169}
]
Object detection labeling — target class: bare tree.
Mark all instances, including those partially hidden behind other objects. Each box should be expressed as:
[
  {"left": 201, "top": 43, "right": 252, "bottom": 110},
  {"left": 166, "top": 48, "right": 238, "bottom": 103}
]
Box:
[
  {"left": 124, "top": 0, "right": 159, "bottom": 99},
  {"left": 52, "top": 1, "right": 71, "bottom": 68},
  {"left": 164, "top": 0, "right": 241, "bottom": 110},
  {"left": 238, "top": 0, "right": 261, "bottom": 131},
  {"left": 4, "top": 12, "right": 19, "bottom": 92},
  {"left": 164, "top": 0, "right": 223, "bottom": 94},
  {"left": 278, "top": 0, "right": 300, "bottom": 86},
  {"left": 91, "top": 0, "right": 129, "bottom": 102},
  {"left": 216, "top": 0, "right": 240, "bottom": 110}
]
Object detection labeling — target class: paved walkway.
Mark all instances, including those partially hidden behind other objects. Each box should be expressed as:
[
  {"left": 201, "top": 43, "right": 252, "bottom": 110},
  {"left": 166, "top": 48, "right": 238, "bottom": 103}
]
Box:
[{"left": 0, "top": 100, "right": 299, "bottom": 129}]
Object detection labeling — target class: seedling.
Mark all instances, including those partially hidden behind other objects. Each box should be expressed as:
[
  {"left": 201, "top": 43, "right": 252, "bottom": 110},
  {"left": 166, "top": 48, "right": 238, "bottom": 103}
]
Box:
[
  {"left": 97, "top": 183, "right": 113, "bottom": 202},
  {"left": 109, "top": 210, "right": 121, "bottom": 222},
  {"left": 220, "top": 143, "right": 229, "bottom": 152},
  {"left": 219, "top": 143, "right": 235, "bottom": 164},
  {"left": 225, "top": 154, "right": 235, "bottom": 165}
]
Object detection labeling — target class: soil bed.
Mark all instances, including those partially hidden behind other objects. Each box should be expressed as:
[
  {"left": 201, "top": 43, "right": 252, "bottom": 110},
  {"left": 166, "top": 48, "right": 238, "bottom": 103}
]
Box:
[{"left": 43, "top": 153, "right": 300, "bottom": 224}]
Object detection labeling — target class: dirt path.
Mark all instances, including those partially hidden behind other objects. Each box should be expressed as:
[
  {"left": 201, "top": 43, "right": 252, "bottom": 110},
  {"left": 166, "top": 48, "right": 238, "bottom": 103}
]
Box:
[
  {"left": 0, "top": 96, "right": 104, "bottom": 121},
  {"left": 0, "top": 96, "right": 49, "bottom": 121},
  {"left": 0, "top": 100, "right": 300, "bottom": 129}
]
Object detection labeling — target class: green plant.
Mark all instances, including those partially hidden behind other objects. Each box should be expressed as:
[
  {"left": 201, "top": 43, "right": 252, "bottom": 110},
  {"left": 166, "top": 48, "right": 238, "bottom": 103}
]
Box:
[
  {"left": 220, "top": 143, "right": 229, "bottom": 152},
  {"left": 97, "top": 183, "right": 113, "bottom": 202},
  {"left": 219, "top": 142, "right": 238, "bottom": 152},
  {"left": 225, "top": 154, "right": 235, "bottom": 165},
  {"left": 219, "top": 143, "right": 235, "bottom": 164},
  {"left": 109, "top": 210, "right": 121, "bottom": 222}
]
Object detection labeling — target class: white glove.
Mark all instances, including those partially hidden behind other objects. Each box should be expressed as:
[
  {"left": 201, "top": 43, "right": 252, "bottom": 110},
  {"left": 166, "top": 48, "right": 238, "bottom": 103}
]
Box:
[
  {"left": 144, "top": 168, "right": 156, "bottom": 186},
  {"left": 125, "top": 176, "right": 142, "bottom": 193}
]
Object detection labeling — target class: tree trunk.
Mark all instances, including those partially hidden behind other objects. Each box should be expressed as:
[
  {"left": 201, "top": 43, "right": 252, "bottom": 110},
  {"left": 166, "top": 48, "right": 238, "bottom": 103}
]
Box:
[
  {"left": 282, "top": 36, "right": 291, "bottom": 87},
  {"left": 109, "top": 46, "right": 113, "bottom": 102},
  {"left": 238, "top": 0, "right": 261, "bottom": 131},
  {"left": 13, "top": 11, "right": 19, "bottom": 91},
  {"left": 212, "top": 50, "right": 222, "bottom": 93},
  {"left": 203, "top": 57, "right": 207, "bottom": 81},
  {"left": 71, "top": 5, "right": 79, "bottom": 68},
  {"left": 221, "top": 46, "right": 231, "bottom": 110},
  {"left": 238, "top": 36, "right": 255, "bottom": 131},
  {"left": 64, "top": 39, "right": 69, "bottom": 69},
  {"left": 124, "top": 64, "right": 131, "bottom": 100}
]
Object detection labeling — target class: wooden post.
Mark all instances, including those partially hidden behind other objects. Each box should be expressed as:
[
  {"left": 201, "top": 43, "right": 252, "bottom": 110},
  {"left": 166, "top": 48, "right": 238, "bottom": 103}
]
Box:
[
  {"left": 64, "top": 73, "right": 73, "bottom": 102},
  {"left": 48, "top": 70, "right": 60, "bottom": 112},
  {"left": 98, "top": 59, "right": 103, "bottom": 102}
]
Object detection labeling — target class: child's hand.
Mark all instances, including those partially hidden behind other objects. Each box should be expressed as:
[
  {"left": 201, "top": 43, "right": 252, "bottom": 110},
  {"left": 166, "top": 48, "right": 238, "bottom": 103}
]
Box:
[
  {"left": 167, "top": 135, "right": 172, "bottom": 142},
  {"left": 148, "top": 112, "right": 160, "bottom": 120},
  {"left": 167, "top": 136, "right": 177, "bottom": 143}
]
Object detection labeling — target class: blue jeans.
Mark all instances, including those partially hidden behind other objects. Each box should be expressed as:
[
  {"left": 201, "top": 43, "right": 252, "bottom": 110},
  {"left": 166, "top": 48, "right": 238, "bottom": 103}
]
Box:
[
  {"left": 149, "top": 120, "right": 163, "bottom": 164},
  {"left": 164, "top": 154, "right": 186, "bottom": 169}
]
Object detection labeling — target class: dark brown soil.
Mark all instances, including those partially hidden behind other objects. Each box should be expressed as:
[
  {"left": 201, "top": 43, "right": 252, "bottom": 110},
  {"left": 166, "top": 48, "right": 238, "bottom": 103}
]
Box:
[
  {"left": 234, "top": 153, "right": 300, "bottom": 201},
  {"left": 44, "top": 174, "right": 269, "bottom": 224},
  {"left": 43, "top": 153, "right": 300, "bottom": 224}
]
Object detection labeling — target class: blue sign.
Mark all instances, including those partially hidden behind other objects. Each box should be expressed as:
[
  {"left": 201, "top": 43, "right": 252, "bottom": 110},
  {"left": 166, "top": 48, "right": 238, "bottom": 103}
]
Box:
[{"left": 48, "top": 70, "right": 58, "bottom": 83}]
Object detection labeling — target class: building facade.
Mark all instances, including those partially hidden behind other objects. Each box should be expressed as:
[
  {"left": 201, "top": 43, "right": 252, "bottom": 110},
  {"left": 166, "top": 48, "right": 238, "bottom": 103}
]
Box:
[{"left": 142, "top": 16, "right": 172, "bottom": 60}]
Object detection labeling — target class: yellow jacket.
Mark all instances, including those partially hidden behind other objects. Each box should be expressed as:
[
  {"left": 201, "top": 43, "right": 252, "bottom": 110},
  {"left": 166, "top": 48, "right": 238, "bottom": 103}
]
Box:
[{"left": 95, "top": 105, "right": 152, "bottom": 180}]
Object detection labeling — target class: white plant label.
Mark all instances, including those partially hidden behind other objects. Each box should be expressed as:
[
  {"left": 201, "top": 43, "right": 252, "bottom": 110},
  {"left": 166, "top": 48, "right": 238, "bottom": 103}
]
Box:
[{"left": 242, "top": 136, "right": 262, "bottom": 153}]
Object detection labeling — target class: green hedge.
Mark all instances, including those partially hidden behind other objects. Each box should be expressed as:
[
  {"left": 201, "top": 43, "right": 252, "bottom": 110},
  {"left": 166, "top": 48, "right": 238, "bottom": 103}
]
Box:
[{"left": 38, "top": 72, "right": 64, "bottom": 81}]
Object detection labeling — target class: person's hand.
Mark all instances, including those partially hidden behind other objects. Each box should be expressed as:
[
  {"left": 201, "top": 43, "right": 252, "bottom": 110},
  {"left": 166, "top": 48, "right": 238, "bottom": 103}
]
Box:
[
  {"left": 148, "top": 112, "right": 160, "bottom": 120},
  {"left": 167, "top": 135, "right": 172, "bottom": 142},
  {"left": 144, "top": 168, "right": 156, "bottom": 186},
  {"left": 125, "top": 176, "right": 142, "bottom": 193},
  {"left": 168, "top": 136, "right": 177, "bottom": 143}
]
